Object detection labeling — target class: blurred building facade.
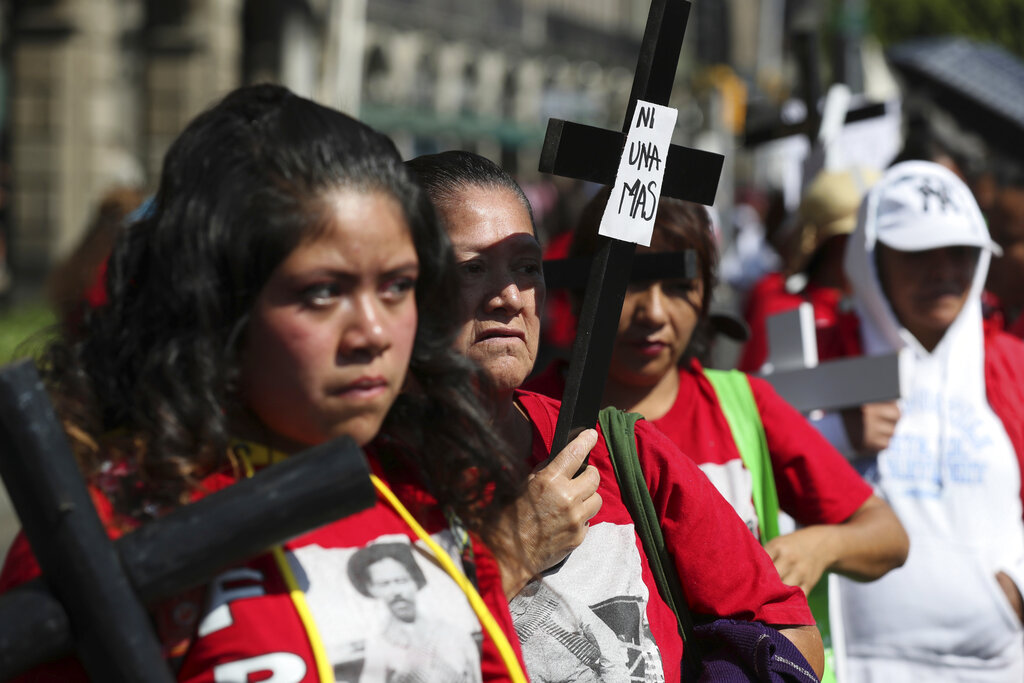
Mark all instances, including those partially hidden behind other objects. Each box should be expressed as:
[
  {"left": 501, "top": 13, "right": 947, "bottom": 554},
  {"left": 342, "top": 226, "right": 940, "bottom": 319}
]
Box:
[{"left": 0, "top": 0, "right": 779, "bottom": 286}]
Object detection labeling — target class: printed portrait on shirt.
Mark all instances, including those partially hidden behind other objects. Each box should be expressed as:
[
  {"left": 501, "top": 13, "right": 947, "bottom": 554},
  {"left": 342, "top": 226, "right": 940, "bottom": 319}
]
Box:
[
  {"left": 291, "top": 533, "right": 482, "bottom": 683},
  {"left": 509, "top": 522, "right": 665, "bottom": 683}
]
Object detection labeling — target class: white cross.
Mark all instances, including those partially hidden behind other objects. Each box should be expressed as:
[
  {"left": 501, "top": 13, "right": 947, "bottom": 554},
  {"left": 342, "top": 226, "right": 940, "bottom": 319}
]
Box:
[{"left": 758, "top": 302, "right": 901, "bottom": 413}]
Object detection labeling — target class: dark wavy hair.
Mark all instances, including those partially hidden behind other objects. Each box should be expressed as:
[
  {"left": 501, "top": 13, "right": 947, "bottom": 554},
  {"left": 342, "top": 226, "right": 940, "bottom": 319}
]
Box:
[
  {"left": 570, "top": 187, "right": 718, "bottom": 363},
  {"left": 39, "top": 84, "right": 522, "bottom": 525}
]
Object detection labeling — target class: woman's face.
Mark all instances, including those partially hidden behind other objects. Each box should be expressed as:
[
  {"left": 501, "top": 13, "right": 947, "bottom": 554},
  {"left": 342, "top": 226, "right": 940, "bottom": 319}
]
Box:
[
  {"left": 238, "top": 190, "right": 419, "bottom": 448},
  {"left": 877, "top": 244, "right": 978, "bottom": 351},
  {"left": 609, "top": 246, "right": 704, "bottom": 388},
  {"left": 442, "top": 185, "right": 544, "bottom": 393}
]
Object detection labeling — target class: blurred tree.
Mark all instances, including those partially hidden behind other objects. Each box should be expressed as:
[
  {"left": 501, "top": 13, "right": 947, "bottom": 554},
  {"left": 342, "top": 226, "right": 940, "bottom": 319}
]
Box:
[{"left": 866, "top": 0, "right": 1024, "bottom": 58}]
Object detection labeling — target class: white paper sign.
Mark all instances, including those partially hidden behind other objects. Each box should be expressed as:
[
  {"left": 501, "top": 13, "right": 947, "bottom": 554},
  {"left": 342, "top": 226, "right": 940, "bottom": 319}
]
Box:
[{"left": 598, "top": 100, "right": 678, "bottom": 246}]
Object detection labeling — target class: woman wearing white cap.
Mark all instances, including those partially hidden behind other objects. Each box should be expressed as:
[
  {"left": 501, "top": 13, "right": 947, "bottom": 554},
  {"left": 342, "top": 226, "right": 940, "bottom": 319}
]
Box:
[{"left": 827, "top": 160, "right": 1024, "bottom": 681}]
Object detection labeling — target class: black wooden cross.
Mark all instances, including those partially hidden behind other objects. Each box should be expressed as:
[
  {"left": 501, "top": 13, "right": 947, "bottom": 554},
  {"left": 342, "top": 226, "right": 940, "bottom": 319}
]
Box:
[
  {"left": 743, "top": 98, "right": 887, "bottom": 149},
  {"left": 742, "top": 12, "right": 890, "bottom": 193},
  {"left": 543, "top": 252, "right": 697, "bottom": 291},
  {"left": 538, "top": 0, "right": 724, "bottom": 458},
  {"left": 0, "top": 360, "right": 376, "bottom": 680}
]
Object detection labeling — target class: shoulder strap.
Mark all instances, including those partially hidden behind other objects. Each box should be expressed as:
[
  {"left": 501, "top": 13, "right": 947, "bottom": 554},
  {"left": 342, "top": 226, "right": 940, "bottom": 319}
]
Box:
[
  {"left": 372, "top": 475, "right": 529, "bottom": 683},
  {"left": 703, "top": 372, "right": 839, "bottom": 682},
  {"left": 598, "top": 406, "right": 702, "bottom": 676},
  {"left": 703, "top": 369, "right": 781, "bottom": 542}
]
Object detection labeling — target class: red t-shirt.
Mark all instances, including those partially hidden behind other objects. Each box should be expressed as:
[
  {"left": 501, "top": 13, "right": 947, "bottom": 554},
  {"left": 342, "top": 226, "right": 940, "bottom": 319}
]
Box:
[
  {"left": 656, "top": 362, "right": 871, "bottom": 533},
  {"left": 0, "top": 447, "right": 526, "bottom": 683},
  {"left": 738, "top": 272, "right": 846, "bottom": 373},
  {"left": 512, "top": 390, "right": 812, "bottom": 683},
  {"left": 526, "top": 361, "right": 872, "bottom": 539},
  {"left": 981, "top": 289, "right": 1024, "bottom": 340}
]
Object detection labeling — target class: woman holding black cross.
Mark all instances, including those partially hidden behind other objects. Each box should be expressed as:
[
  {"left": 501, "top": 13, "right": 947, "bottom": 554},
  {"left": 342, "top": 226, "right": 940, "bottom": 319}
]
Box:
[
  {"left": 0, "top": 85, "right": 532, "bottom": 682},
  {"left": 526, "top": 188, "right": 910, "bottom": 683},
  {"left": 408, "top": 150, "right": 826, "bottom": 683}
]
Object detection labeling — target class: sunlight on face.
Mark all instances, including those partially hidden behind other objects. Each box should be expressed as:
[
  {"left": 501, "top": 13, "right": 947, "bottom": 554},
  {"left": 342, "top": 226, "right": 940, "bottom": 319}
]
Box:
[
  {"left": 443, "top": 186, "right": 544, "bottom": 393},
  {"left": 238, "top": 190, "right": 419, "bottom": 448}
]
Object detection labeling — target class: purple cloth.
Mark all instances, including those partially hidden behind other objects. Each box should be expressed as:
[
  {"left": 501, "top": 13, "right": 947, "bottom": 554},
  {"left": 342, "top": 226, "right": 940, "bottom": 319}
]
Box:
[{"left": 685, "top": 619, "right": 821, "bottom": 683}]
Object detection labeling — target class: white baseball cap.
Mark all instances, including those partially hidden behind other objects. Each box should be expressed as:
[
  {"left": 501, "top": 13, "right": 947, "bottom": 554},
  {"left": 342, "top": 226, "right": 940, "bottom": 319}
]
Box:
[{"left": 871, "top": 160, "right": 1002, "bottom": 256}]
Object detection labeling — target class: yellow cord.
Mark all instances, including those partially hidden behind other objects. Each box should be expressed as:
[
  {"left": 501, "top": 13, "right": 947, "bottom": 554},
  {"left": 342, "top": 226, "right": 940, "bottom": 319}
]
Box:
[
  {"left": 238, "top": 453, "right": 336, "bottom": 683},
  {"left": 270, "top": 546, "right": 336, "bottom": 683},
  {"left": 370, "top": 474, "right": 528, "bottom": 683},
  {"left": 235, "top": 448, "right": 526, "bottom": 683}
]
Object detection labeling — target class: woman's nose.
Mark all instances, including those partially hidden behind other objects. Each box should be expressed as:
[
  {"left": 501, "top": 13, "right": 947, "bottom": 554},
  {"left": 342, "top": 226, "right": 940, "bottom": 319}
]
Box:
[
  {"left": 340, "top": 295, "right": 388, "bottom": 356},
  {"left": 634, "top": 284, "right": 669, "bottom": 324},
  {"left": 486, "top": 279, "right": 523, "bottom": 314},
  {"left": 929, "top": 249, "right": 972, "bottom": 281}
]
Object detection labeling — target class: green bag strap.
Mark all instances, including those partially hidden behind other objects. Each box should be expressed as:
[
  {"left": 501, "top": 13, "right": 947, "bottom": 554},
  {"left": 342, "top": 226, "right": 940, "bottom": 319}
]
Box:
[
  {"left": 704, "top": 369, "right": 838, "bottom": 683},
  {"left": 703, "top": 368, "right": 781, "bottom": 542},
  {"left": 598, "top": 406, "right": 702, "bottom": 675}
]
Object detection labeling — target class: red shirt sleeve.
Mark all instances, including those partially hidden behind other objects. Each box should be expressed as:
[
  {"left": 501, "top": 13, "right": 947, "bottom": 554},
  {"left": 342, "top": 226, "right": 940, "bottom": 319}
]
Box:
[
  {"left": 470, "top": 536, "right": 529, "bottom": 683},
  {"left": 748, "top": 375, "right": 874, "bottom": 526},
  {"left": 632, "top": 420, "right": 814, "bottom": 627},
  {"left": 984, "top": 329, "right": 1024, "bottom": 522}
]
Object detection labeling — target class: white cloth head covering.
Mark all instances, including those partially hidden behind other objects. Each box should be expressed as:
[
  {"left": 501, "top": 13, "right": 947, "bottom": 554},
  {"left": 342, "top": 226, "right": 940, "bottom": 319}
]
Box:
[
  {"left": 837, "top": 160, "right": 1024, "bottom": 676},
  {"left": 844, "top": 160, "right": 998, "bottom": 356}
]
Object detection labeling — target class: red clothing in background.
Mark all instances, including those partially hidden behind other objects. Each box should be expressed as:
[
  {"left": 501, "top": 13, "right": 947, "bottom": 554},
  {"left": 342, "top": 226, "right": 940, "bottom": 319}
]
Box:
[
  {"left": 526, "top": 360, "right": 872, "bottom": 537},
  {"left": 738, "top": 272, "right": 846, "bottom": 373}
]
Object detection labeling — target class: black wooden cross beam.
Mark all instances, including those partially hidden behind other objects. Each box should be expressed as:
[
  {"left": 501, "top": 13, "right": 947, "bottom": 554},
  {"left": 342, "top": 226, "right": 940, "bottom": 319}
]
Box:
[
  {"left": 0, "top": 360, "right": 376, "bottom": 680},
  {"left": 538, "top": 0, "right": 724, "bottom": 459},
  {"left": 543, "top": 252, "right": 697, "bottom": 291},
  {"left": 741, "top": 5, "right": 890, "bottom": 176},
  {"left": 743, "top": 100, "right": 887, "bottom": 148}
]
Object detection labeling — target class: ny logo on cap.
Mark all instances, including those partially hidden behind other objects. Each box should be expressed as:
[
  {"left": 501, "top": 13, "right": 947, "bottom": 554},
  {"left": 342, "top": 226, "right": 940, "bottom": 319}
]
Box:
[{"left": 917, "top": 177, "right": 961, "bottom": 214}]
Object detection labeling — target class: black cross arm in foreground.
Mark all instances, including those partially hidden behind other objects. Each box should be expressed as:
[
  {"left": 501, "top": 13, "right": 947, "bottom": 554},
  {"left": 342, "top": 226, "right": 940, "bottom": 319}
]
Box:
[
  {"left": 539, "top": 0, "right": 724, "bottom": 459},
  {"left": 539, "top": 120, "right": 722, "bottom": 205},
  {"left": 543, "top": 251, "right": 697, "bottom": 291},
  {"left": 0, "top": 360, "right": 376, "bottom": 680}
]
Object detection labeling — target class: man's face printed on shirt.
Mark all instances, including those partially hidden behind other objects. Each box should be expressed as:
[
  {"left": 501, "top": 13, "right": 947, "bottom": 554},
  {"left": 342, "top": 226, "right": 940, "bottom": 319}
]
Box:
[{"left": 366, "top": 557, "right": 419, "bottom": 623}]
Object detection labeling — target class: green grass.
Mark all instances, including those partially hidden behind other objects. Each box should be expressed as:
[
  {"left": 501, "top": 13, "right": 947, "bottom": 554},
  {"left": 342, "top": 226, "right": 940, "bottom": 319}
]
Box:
[{"left": 0, "top": 300, "right": 56, "bottom": 366}]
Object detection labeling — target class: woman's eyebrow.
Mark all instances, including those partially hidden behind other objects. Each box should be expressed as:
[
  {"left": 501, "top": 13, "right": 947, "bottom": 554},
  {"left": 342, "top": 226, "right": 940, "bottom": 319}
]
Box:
[
  {"left": 380, "top": 262, "right": 420, "bottom": 277},
  {"left": 509, "top": 235, "right": 543, "bottom": 254}
]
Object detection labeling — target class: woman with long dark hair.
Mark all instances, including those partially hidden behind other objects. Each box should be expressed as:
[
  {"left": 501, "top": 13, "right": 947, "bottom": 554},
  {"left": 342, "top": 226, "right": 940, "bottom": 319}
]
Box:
[
  {"left": 409, "top": 151, "right": 827, "bottom": 683},
  {"left": 0, "top": 85, "right": 528, "bottom": 682}
]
